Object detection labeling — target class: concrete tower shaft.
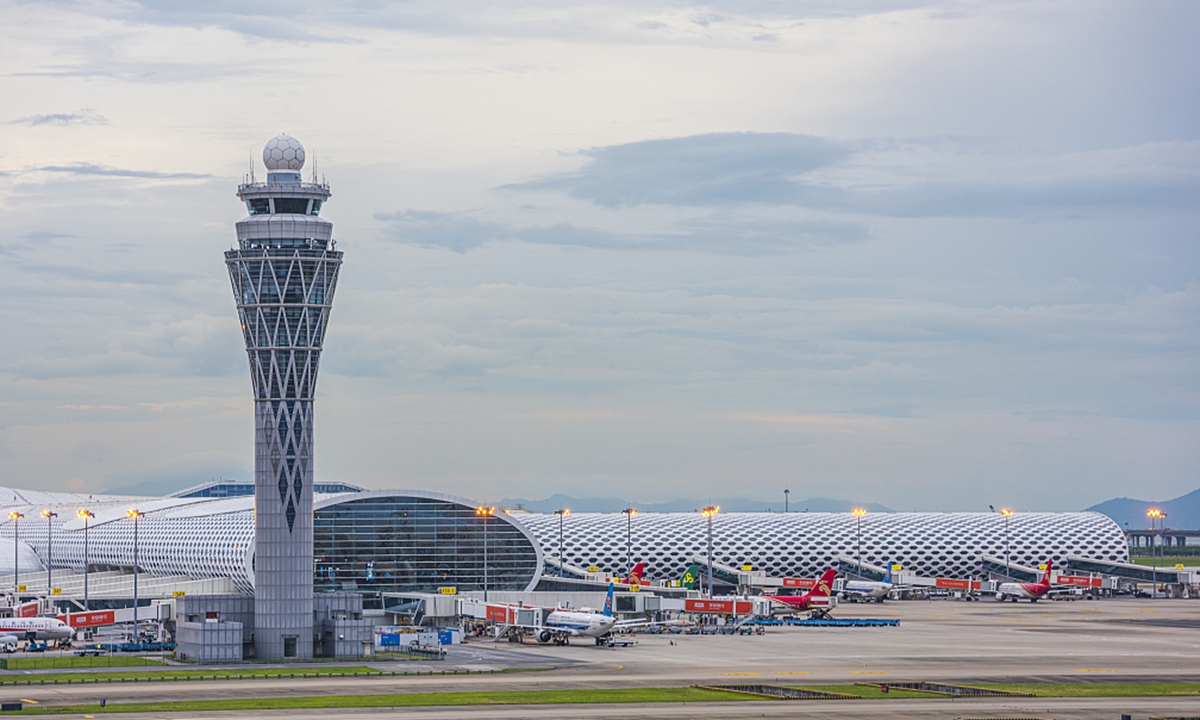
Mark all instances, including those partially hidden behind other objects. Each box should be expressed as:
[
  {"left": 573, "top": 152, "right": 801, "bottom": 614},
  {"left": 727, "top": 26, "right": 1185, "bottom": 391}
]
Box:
[{"left": 225, "top": 135, "right": 342, "bottom": 661}]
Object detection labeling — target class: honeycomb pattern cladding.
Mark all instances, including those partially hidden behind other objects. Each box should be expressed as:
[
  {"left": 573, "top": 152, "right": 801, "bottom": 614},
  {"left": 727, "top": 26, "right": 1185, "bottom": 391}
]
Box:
[
  {"left": 516, "top": 512, "right": 1129, "bottom": 581},
  {"left": 263, "top": 134, "right": 305, "bottom": 171}
]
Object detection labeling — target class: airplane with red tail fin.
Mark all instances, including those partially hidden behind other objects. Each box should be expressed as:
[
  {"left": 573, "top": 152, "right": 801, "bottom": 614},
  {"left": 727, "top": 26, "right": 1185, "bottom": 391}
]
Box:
[
  {"left": 624, "top": 562, "right": 645, "bottom": 587},
  {"left": 766, "top": 568, "right": 837, "bottom": 612},
  {"left": 996, "top": 558, "right": 1055, "bottom": 602}
]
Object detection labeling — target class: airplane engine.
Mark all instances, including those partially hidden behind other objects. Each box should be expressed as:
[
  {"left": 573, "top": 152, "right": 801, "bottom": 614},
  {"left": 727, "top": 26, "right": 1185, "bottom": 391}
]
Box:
[{"left": 538, "top": 630, "right": 552, "bottom": 644}]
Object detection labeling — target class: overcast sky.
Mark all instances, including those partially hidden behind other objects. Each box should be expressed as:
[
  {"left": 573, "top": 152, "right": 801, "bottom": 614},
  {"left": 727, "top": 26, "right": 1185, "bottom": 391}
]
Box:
[{"left": 1, "top": 0, "right": 1196, "bottom": 511}]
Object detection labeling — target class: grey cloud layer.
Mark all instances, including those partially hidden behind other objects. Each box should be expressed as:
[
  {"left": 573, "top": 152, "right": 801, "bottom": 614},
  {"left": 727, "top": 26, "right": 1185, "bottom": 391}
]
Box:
[
  {"left": 510, "top": 133, "right": 1200, "bottom": 216},
  {"left": 8, "top": 109, "right": 108, "bottom": 126}
]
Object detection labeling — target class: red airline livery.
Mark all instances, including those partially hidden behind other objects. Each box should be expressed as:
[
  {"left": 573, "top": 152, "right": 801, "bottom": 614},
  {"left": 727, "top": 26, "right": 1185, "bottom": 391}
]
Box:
[
  {"left": 766, "top": 568, "right": 837, "bottom": 612},
  {"left": 996, "top": 558, "right": 1054, "bottom": 602}
]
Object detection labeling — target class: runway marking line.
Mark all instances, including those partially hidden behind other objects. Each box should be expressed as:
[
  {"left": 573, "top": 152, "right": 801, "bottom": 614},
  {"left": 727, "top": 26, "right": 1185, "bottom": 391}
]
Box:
[
  {"left": 721, "top": 672, "right": 761, "bottom": 676},
  {"left": 18, "top": 699, "right": 38, "bottom": 704},
  {"left": 1076, "top": 669, "right": 1117, "bottom": 673},
  {"left": 851, "top": 671, "right": 890, "bottom": 675},
  {"left": 775, "top": 672, "right": 811, "bottom": 675}
]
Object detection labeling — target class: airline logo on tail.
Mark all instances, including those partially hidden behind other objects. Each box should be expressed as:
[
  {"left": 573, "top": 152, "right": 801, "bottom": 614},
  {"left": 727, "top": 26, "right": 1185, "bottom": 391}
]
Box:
[
  {"left": 770, "top": 569, "right": 837, "bottom": 611},
  {"left": 602, "top": 582, "right": 614, "bottom": 617},
  {"left": 811, "top": 569, "right": 836, "bottom": 598},
  {"left": 1040, "top": 558, "right": 1053, "bottom": 587},
  {"left": 626, "top": 562, "right": 645, "bottom": 590},
  {"left": 679, "top": 564, "right": 700, "bottom": 590}
]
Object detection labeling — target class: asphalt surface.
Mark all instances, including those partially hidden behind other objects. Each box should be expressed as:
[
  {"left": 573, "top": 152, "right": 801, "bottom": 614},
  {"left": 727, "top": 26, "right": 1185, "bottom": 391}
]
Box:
[{"left": 2, "top": 597, "right": 1197, "bottom": 717}]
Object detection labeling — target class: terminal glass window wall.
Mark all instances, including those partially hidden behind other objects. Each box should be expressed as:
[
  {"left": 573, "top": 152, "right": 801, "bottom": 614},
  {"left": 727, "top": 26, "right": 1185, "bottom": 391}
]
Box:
[{"left": 314, "top": 497, "right": 539, "bottom": 595}]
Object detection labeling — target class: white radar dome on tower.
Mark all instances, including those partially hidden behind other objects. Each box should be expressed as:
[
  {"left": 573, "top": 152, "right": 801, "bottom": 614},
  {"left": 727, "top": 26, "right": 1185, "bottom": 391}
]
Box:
[{"left": 263, "top": 134, "right": 306, "bottom": 171}]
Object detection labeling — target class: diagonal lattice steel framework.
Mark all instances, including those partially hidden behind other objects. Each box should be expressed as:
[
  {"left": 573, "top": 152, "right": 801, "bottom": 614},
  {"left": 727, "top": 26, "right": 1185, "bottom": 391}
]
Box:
[{"left": 226, "top": 249, "right": 341, "bottom": 533}]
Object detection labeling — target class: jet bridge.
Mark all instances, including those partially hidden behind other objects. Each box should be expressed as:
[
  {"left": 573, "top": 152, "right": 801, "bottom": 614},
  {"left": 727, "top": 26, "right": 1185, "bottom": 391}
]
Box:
[
  {"left": 981, "top": 556, "right": 1044, "bottom": 583},
  {"left": 834, "top": 556, "right": 889, "bottom": 582},
  {"left": 1065, "top": 556, "right": 1190, "bottom": 585}
]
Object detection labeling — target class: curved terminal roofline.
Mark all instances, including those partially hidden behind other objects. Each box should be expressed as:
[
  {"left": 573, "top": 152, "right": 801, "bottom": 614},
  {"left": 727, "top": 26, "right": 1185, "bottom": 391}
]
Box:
[{"left": 0, "top": 486, "right": 544, "bottom": 595}]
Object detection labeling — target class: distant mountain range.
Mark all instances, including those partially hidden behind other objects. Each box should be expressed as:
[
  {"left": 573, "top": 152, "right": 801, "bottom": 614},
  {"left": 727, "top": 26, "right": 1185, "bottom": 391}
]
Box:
[
  {"left": 1085, "top": 487, "right": 1200, "bottom": 530},
  {"left": 498, "top": 493, "right": 893, "bottom": 514}
]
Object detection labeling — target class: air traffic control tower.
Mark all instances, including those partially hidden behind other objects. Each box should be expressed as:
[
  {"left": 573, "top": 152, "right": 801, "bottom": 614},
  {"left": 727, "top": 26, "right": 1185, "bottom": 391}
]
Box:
[{"left": 226, "top": 135, "right": 342, "bottom": 660}]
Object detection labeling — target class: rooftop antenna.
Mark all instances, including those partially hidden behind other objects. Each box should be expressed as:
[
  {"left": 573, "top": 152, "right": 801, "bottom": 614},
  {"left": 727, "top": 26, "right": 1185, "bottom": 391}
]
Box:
[{"left": 249, "top": 149, "right": 256, "bottom": 184}]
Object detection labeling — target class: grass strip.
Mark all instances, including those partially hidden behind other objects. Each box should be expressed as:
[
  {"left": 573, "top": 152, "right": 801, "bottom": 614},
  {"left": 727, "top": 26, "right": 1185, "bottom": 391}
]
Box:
[
  {"left": 973, "top": 682, "right": 1200, "bottom": 697},
  {"left": 0, "top": 666, "right": 381, "bottom": 685},
  {"left": 0, "top": 658, "right": 164, "bottom": 671},
  {"left": 15, "top": 687, "right": 757, "bottom": 713}
]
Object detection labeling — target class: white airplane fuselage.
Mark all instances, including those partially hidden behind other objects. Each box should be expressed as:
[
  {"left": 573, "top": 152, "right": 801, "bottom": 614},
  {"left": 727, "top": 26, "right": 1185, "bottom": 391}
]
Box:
[
  {"left": 996, "top": 581, "right": 1048, "bottom": 601},
  {"left": 544, "top": 610, "right": 616, "bottom": 638},
  {"left": 843, "top": 580, "right": 890, "bottom": 600},
  {"left": 0, "top": 617, "right": 74, "bottom": 641}
]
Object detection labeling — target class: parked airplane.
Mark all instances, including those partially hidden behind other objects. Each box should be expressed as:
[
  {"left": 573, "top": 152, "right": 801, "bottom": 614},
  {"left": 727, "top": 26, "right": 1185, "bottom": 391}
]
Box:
[
  {"left": 840, "top": 563, "right": 896, "bottom": 602},
  {"left": 995, "top": 559, "right": 1055, "bottom": 603},
  {"left": 538, "top": 582, "right": 669, "bottom": 645},
  {"left": 766, "top": 569, "right": 837, "bottom": 613},
  {"left": 0, "top": 616, "right": 74, "bottom": 642}
]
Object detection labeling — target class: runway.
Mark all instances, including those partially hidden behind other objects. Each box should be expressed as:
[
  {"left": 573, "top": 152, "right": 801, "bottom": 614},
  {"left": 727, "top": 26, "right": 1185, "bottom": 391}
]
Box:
[{"left": 50, "top": 696, "right": 1200, "bottom": 720}]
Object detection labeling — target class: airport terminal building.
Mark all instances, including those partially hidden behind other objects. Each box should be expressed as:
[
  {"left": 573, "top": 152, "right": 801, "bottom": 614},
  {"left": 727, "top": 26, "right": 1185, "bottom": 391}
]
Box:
[{"left": 0, "top": 482, "right": 1127, "bottom": 608}]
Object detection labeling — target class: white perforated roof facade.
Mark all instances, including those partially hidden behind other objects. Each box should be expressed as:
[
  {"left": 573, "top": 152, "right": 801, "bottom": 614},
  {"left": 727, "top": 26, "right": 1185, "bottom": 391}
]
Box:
[{"left": 516, "top": 511, "right": 1128, "bottom": 581}]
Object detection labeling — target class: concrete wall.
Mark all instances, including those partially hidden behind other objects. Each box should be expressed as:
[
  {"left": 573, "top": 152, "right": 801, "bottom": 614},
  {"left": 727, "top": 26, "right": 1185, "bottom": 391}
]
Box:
[
  {"left": 177, "top": 594, "right": 254, "bottom": 646},
  {"left": 177, "top": 620, "right": 243, "bottom": 663}
]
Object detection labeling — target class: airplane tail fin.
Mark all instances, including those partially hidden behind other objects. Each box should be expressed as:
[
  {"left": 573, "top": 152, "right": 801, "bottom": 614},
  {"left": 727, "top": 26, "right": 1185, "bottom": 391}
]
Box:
[
  {"left": 628, "top": 562, "right": 645, "bottom": 585},
  {"left": 809, "top": 569, "right": 837, "bottom": 598},
  {"left": 680, "top": 564, "right": 700, "bottom": 589},
  {"left": 1041, "top": 558, "right": 1053, "bottom": 586},
  {"left": 603, "top": 581, "right": 614, "bottom": 617},
  {"left": 884, "top": 562, "right": 892, "bottom": 584}
]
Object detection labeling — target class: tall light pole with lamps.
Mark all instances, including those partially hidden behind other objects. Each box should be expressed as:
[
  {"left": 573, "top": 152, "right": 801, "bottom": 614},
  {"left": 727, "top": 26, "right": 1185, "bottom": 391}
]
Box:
[
  {"left": 127, "top": 509, "right": 141, "bottom": 634},
  {"left": 621, "top": 508, "right": 637, "bottom": 580},
  {"left": 476, "top": 506, "right": 495, "bottom": 602},
  {"left": 8, "top": 512, "right": 23, "bottom": 601},
  {"left": 553, "top": 509, "right": 569, "bottom": 575},
  {"left": 1001, "top": 508, "right": 1014, "bottom": 579},
  {"left": 701, "top": 506, "right": 719, "bottom": 597},
  {"left": 1147, "top": 508, "right": 1165, "bottom": 596},
  {"left": 852, "top": 509, "right": 866, "bottom": 578},
  {"left": 77, "top": 510, "right": 93, "bottom": 612},
  {"left": 41, "top": 510, "right": 57, "bottom": 598}
]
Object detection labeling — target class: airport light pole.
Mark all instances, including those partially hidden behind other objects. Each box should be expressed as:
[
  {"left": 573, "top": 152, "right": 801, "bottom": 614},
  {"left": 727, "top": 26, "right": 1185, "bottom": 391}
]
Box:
[
  {"left": 1147, "top": 508, "right": 1164, "bottom": 596},
  {"left": 852, "top": 509, "right": 866, "bottom": 579},
  {"left": 476, "top": 506, "right": 495, "bottom": 602},
  {"left": 701, "top": 506, "right": 719, "bottom": 597},
  {"left": 621, "top": 508, "right": 637, "bottom": 580},
  {"left": 127, "top": 509, "right": 140, "bottom": 634},
  {"left": 78, "top": 510, "right": 93, "bottom": 612},
  {"left": 8, "top": 512, "right": 23, "bottom": 601},
  {"left": 41, "top": 510, "right": 57, "bottom": 598},
  {"left": 1001, "top": 508, "right": 1014, "bottom": 579},
  {"left": 553, "top": 509, "right": 569, "bottom": 576}
]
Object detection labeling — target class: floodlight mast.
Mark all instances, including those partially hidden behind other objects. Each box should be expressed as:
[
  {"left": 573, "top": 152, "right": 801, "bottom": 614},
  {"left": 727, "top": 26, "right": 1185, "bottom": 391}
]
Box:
[{"left": 701, "top": 506, "right": 719, "bottom": 597}]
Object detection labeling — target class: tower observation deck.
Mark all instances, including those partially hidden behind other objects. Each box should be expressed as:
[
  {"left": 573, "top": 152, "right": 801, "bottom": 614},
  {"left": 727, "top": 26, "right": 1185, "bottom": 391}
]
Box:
[{"left": 225, "top": 134, "right": 343, "bottom": 661}]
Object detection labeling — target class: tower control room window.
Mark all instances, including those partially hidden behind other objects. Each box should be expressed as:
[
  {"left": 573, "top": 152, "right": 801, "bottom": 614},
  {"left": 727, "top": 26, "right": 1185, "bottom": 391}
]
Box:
[
  {"left": 246, "top": 199, "right": 270, "bottom": 215},
  {"left": 273, "top": 198, "right": 310, "bottom": 214},
  {"left": 311, "top": 200, "right": 322, "bottom": 216}
]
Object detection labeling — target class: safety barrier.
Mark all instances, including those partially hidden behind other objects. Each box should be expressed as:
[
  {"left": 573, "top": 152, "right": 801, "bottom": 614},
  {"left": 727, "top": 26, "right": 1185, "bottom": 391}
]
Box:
[
  {"left": 784, "top": 618, "right": 900, "bottom": 627},
  {"left": 696, "top": 684, "right": 858, "bottom": 700}
]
